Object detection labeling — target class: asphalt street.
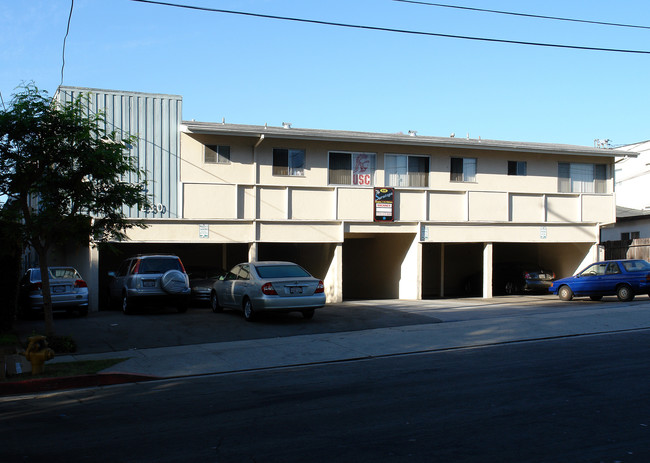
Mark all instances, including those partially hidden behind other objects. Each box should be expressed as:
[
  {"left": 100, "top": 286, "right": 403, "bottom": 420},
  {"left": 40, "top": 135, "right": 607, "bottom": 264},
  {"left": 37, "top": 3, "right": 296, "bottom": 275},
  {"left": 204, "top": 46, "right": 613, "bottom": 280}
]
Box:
[{"left": 4, "top": 329, "right": 650, "bottom": 462}]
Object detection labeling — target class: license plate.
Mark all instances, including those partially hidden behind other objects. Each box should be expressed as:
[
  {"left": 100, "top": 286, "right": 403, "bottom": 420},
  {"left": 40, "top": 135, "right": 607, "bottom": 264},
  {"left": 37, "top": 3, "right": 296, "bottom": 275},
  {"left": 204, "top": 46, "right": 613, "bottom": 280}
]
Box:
[
  {"left": 52, "top": 286, "right": 66, "bottom": 293},
  {"left": 143, "top": 280, "right": 156, "bottom": 288},
  {"left": 290, "top": 287, "right": 303, "bottom": 295}
]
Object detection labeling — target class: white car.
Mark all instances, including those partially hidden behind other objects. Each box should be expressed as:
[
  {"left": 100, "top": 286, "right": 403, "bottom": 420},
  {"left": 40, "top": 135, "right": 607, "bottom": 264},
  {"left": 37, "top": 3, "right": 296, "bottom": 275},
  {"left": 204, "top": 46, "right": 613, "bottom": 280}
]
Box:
[
  {"left": 210, "top": 261, "right": 326, "bottom": 321},
  {"left": 19, "top": 267, "right": 89, "bottom": 317}
]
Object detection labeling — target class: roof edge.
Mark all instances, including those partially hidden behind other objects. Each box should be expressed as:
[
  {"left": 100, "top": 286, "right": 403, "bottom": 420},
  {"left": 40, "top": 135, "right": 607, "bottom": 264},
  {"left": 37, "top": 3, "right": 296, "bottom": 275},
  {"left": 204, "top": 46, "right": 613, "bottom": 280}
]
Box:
[{"left": 181, "top": 121, "right": 635, "bottom": 157}]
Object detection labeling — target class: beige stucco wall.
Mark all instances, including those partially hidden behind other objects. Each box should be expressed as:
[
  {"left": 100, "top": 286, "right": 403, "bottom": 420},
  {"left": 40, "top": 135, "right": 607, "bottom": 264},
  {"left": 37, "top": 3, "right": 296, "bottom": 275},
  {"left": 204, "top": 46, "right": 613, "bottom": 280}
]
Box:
[
  {"left": 468, "top": 191, "right": 509, "bottom": 222},
  {"left": 179, "top": 132, "right": 615, "bottom": 227},
  {"left": 181, "top": 134, "right": 255, "bottom": 184},
  {"left": 338, "top": 188, "right": 374, "bottom": 221},
  {"left": 125, "top": 222, "right": 255, "bottom": 243},
  {"left": 510, "top": 194, "right": 544, "bottom": 222},
  {"left": 184, "top": 184, "right": 238, "bottom": 219},
  {"left": 429, "top": 191, "right": 466, "bottom": 221},
  {"left": 291, "top": 188, "right": 335, "bottom": 220},
  {"left": 422, "top": 223, "right": 599, "bottom": 243}
]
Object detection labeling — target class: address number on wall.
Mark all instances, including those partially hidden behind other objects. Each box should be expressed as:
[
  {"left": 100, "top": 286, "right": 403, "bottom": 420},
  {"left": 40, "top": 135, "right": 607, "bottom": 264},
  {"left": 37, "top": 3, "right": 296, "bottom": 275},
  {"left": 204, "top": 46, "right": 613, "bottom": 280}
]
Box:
[{"left": 141, "top": 203, "right": 167, "bottom": 214}]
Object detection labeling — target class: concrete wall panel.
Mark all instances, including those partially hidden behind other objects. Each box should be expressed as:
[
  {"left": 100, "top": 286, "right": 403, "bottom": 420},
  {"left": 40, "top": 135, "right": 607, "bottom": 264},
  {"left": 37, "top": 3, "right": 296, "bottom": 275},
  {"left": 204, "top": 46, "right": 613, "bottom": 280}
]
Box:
[{"left": 184, "top": 184, "right": 237, "bottom": 219}]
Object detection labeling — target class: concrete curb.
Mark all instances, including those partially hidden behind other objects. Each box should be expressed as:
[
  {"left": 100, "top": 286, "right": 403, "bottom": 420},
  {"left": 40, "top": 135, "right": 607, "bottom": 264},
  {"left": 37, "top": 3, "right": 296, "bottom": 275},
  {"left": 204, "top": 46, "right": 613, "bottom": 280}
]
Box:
[{"left": 0, "top": 372, "right": 158, "bottom": 395}]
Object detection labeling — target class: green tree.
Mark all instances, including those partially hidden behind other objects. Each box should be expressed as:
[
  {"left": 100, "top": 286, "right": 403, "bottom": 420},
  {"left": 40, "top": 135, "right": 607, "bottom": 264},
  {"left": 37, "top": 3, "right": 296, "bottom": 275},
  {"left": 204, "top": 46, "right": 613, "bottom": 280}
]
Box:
[{"left": 0, "top": 84, "right": 148, "bottom": 335}]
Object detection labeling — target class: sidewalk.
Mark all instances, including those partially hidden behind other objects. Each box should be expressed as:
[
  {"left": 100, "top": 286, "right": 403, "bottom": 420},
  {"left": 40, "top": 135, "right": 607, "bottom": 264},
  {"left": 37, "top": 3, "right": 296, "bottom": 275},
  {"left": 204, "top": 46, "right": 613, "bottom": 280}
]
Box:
[{"left": 48, "top": 300, "right": 650, "bottom": 378}]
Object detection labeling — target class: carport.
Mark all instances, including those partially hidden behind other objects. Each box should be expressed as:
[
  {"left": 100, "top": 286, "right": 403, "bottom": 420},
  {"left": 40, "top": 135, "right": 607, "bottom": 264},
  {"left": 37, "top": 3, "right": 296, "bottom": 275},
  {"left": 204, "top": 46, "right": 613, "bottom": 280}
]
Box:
[
  {"left": 342, "top": 233, "right": 417, "bottom": 300},
  {"left": 98, "top": 243, "right": 248, "bottom": 310},
  {"left": 256, "top": 242, "right": 336, "bottom": 282},
  {"left": 422, "top": 242, "right": 594, "bottom": 299}
]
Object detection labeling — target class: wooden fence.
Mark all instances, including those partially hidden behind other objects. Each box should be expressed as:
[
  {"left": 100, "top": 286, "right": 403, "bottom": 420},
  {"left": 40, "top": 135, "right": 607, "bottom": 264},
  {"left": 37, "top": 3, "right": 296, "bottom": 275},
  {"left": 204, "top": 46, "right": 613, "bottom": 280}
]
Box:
[{"left": 603, "top": 238, "right": 650, "bottom": 261}]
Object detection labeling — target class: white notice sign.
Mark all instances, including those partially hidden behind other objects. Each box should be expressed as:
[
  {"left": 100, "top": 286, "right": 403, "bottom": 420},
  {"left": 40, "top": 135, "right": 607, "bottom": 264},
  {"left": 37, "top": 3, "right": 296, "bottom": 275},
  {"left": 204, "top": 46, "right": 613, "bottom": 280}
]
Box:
[{"left": 199, "top": 224, "right": 209, "bottom": 239}]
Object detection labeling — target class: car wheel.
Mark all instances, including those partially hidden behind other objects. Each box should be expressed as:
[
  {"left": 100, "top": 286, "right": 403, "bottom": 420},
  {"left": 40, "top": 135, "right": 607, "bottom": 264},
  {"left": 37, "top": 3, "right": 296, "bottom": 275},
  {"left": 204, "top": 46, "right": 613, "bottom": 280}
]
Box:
[
  {"left": 78, "top": 307, "right": 88, "bottom": 317},
  {"left": 504, "top": 281, "right": 518, "bottom": 295},
  {"left": 243, "top": 298, "right": 256, "bottom": 322},
  {"left": 122, "top": 294, "right": 133, "bottom": 315},
  {"left": 302, "top": 309, "right": 315, "bottom": 320},
  {"left": 210, "top": 291, "right": 223, "bottom": 313},
  {"left": 616, "top": 284, "right": 634, "bottom": 302},
  {"left": 558, "top": 285, "right": 573, "bottom": 301},
  {"left": 589, "top": 295, "right": 603, "bottom": 301}
]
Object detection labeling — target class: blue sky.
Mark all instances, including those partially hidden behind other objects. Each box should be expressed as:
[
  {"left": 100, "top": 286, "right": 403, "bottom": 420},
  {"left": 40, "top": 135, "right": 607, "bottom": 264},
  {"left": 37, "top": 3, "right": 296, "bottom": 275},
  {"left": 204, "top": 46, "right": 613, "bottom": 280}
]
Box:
[{"left": 1, "top": 0, "right": 649, "bottom": 146}]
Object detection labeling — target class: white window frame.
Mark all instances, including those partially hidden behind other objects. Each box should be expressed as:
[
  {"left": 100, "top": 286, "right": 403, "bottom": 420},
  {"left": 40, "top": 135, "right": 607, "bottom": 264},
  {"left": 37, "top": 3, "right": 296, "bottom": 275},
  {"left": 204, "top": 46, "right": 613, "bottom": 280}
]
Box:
[
  {"left": 273, "top": 148, "right": 305, "bottom": 177},
  {"left": 204, "top": 145, "right": 231, "bottom": 164},
  {"left": 450, "top": 157, "right": 477, "bottom": 183},
  {"left": 558, "top": 162, "right": 607, "bottom": 193},
  {"left": 385, "top": 154, "right": 430, "bottom": 187},
  {"left": 328, "top": 151, "right": 376, "bottom": 186}
]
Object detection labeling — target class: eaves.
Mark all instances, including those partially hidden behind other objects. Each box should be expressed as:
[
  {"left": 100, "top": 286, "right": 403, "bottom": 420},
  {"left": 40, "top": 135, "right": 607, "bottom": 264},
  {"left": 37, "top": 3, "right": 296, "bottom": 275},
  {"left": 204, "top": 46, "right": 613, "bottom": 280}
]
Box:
[{"left": 181, "top": 121, "right": 637, "bottom": 159}]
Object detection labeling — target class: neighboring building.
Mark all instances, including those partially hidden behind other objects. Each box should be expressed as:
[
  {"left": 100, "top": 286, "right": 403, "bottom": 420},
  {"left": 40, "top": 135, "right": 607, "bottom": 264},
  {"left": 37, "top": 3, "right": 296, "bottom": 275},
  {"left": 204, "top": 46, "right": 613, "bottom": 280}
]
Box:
[
  {"left": 38, "top": 87, "right": 631, "bottom": 311},
  {"left": 613, "top": 140, "right": 650, "bottom": 212},
  {"left": 601, "top": 207, "right": 650, "bottom": 242},
  {"left": 600, "top": 141, "right": 650, "bottom": 259}
]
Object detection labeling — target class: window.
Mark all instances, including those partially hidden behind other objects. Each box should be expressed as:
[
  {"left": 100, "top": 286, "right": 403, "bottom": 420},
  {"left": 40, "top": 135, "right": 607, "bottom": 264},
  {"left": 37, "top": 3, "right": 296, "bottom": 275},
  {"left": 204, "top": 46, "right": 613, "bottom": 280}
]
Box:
[
  {"left": 328, "top": 152, "right": 376, "bottom": 186},
  {"left": 580, "top": 263, "right": 607, "bottom": 276},
  {"left": 621, "top": 231, "right": 640, "bottom": 240},
  {"left": 385, "top": 154, "right": 429, "bottom": 187},
  {"left": 507, "top": 161, "right": 527, "bottom": 176},
  {"left": 558, "top": 162, "right": 607, "bottom": 193},
  {"left": 205, "top": 145, "right": 230, "bottom": 164},
  {"left": 273, "top": 148, "right": 305, "bottom": 176},
  {"left": 450, "top": 157, "right": 477, "bottom": 182}
]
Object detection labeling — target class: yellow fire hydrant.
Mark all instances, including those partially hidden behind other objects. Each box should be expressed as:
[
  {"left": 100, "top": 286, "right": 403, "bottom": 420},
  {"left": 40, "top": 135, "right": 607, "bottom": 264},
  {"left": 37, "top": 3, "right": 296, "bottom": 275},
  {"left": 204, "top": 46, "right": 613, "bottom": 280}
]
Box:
[{"left": 23, "top": 335, "right": 55, "bottom": 375}]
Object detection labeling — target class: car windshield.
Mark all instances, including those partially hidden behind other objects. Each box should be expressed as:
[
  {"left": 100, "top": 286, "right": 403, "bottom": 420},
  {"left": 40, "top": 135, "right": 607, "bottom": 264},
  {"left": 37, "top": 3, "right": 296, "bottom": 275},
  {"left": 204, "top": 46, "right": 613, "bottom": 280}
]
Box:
[
  {"left": 139, "top": 258, "right": 183, "bottom": 274},
  {"left": 32, "top": 268, "right": 79, "bottom": 280},
  {"left": 255, "top": 264, "right": 311, "bottom": 279},
  {"left": 621, "top": 260, "right": 650, "bottom": 272}
]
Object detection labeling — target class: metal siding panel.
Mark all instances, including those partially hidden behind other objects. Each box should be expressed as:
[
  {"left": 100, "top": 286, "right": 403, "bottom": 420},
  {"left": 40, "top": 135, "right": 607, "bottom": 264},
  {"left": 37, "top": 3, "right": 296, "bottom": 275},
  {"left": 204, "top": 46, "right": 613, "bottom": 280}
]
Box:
[
  {"left": 161, "top": 97, "right": 171, "bottom": 218},
  {"left": 56, "top": 86, "right": 182, "bottom": 219}
]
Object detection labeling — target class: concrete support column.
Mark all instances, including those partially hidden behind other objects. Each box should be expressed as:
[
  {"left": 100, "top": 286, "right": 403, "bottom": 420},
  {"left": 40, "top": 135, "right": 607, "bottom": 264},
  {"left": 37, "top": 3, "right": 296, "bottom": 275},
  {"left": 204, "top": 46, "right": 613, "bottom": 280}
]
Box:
[
  {"left": 399, "top": 234, "right": 422, "bottom": 300},
  {"left": 440, "top": 243, "right": 445, "bottom": 298},
  {"left": 248, "top": 242, "right": 258, "bottom": 262},
  {"left": 483, "top": 242, "right": 493, "bottom": 298},
  {"left": 324, "top": 243, "right": 343, "bottom": 303},
  {"left": 89, "top": 246, "right": 99, "bottom": 312}
]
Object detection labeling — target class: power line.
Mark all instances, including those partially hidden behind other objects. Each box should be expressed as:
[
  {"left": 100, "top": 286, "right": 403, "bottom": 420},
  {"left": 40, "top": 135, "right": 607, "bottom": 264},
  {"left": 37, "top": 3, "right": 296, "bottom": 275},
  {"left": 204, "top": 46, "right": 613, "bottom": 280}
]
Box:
[
  {"left": 60, "top": 0, "right": 74, "bottom": 88},
  {"left": 129, "top": 0, "right": 650, "bottom": 54},
  {"left": 393, "top": 0, "right": 650, "bottom": 31}
]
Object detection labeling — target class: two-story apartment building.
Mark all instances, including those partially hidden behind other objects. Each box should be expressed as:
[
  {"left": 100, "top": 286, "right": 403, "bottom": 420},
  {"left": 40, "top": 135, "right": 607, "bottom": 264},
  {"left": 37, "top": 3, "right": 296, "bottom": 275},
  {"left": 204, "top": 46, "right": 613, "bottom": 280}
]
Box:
[{"left": 51, "top": 87, "right": 628, "bottom": 311}]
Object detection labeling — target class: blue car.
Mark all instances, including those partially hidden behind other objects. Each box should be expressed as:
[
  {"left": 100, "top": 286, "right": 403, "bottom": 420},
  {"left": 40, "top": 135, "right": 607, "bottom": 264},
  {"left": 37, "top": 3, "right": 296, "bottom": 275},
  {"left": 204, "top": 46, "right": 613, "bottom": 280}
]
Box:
[{"left": 549, "top": 259, "right": 650, "bottom": 302}]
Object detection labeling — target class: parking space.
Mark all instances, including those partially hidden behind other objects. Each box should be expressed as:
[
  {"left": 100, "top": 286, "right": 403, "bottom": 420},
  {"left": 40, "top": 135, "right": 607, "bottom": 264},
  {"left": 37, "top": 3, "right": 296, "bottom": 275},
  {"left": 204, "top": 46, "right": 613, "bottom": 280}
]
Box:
[{"left": 13, "top": 294, "right": 650, "bottom": 355}]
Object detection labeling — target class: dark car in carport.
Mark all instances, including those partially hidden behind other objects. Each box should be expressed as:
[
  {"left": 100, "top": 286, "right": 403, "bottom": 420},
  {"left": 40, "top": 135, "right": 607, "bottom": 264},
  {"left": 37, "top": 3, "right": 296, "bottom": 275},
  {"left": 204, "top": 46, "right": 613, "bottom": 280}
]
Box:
[
  {"left": 187, "top": 268, "right": 226, "bottom": 304},
  {"left": 464, "top": 262, "right": 556, "bottom": 296}
]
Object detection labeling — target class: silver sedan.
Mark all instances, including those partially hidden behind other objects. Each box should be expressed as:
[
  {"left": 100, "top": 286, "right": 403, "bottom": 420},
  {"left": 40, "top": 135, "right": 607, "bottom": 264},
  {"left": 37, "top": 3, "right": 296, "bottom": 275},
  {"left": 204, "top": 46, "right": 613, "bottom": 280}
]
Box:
[
  {"left": 210, "top": 261, "right": 326, "bottom": 321},
  {"left": 19, "top": 267, "right": 89, "bottom": 317}
]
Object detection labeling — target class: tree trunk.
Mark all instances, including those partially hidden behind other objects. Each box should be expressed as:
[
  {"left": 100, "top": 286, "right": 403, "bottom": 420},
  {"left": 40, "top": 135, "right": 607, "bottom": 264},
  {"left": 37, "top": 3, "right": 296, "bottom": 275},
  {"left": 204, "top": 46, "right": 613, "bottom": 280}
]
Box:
[{"left": 38, "top": 254, "right": 55, "bottom": 337}]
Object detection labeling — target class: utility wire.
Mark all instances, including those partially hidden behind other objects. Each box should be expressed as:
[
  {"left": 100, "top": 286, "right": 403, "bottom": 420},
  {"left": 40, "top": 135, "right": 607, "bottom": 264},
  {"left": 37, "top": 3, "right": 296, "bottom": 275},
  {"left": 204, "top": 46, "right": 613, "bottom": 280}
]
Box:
[
  {"left": 129, "top": 0, "right": 650, "bottom": 54},
  {"left": 393, "top": 0, "right": 650, "bottom": 31},
  {"left": 60, "top": 0, "right": 74, "bottom": 88}
]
